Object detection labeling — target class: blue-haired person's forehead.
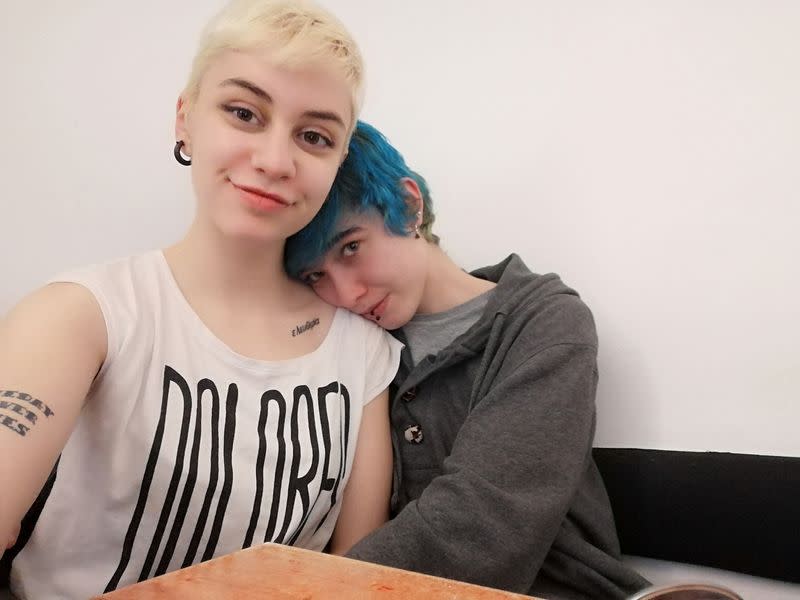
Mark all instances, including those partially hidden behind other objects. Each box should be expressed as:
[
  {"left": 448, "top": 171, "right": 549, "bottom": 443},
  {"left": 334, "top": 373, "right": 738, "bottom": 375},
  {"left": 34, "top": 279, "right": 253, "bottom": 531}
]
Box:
[{"left": 284, "top": 120, "right": 418, "bottom": 278}]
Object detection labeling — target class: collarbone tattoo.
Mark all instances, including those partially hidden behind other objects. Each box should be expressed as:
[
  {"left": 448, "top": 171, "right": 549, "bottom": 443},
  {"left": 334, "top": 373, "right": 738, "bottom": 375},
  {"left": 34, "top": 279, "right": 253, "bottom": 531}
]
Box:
[{"left": 292, "top": 317, "right": 321, "bottom": 337}]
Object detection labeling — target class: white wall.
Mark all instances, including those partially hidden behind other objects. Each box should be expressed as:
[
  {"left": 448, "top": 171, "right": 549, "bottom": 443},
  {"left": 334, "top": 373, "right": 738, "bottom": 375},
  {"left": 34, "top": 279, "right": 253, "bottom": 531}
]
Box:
[{"left": 1, "top": 1, "right": 798, "bottom": 457}]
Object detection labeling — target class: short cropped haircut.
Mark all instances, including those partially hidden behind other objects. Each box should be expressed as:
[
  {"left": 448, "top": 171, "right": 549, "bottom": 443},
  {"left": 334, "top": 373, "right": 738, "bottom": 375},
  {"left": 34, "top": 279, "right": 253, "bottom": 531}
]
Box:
[
  {"left": 182, "top": 0, "right": 364, "bottom": 130},
  {"left": 285, "top": 120, "right": 438, "bottom": 279}
]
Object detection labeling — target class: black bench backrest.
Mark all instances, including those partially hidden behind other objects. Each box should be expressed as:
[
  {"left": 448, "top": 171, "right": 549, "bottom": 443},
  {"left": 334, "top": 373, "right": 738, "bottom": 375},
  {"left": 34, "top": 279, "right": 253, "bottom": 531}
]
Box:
[{"left": 593, "top": 448, "right": 800, "bottom": 583}]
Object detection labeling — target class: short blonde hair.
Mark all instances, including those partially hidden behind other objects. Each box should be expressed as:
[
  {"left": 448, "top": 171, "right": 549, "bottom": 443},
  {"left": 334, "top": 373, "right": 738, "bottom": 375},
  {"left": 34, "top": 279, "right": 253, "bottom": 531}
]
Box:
[{"left": 183, "top": 0, "right": 364, "bottom": 128}]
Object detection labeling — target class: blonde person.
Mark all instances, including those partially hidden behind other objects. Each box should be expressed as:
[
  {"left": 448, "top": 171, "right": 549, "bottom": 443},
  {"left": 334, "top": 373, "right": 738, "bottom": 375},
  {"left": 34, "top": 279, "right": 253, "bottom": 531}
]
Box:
[
  {"left": 285, "top": 122, "right": 650, "bottom": 600},
  {"left": 0, "top": 2, "right": 401, "bottom": 598}
]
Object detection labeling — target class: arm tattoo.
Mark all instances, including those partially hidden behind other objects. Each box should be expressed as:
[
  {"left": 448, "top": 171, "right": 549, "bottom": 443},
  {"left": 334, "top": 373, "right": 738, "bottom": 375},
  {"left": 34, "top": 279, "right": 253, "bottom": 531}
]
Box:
[{"left": 0, "top": 390, "right": 56, "bottom": 438}]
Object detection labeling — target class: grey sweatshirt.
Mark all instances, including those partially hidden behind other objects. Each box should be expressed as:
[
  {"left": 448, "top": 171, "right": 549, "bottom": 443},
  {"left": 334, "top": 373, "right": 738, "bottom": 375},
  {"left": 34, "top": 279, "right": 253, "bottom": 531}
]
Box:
[{"left": 347, "top": 255, "right": 649, "bottom": 599}]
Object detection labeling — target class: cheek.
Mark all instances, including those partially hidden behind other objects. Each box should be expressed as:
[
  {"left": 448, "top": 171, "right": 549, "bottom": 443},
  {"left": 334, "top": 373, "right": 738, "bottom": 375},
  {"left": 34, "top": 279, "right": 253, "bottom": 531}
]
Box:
[
  {"left": 358, "top": 258, "right": 388, "bottom": 289},
  {"left": 305, "top": 161, "right": 340, "bottom": 202},
  {"left": 192, "top": 132, "right": 236, "bottom": 178},
  {"left": 311, "top": 282, "right": 340, "bottom": 307},
  {"left": 393, "top": 247, "right": 423, "bottom": 280}
]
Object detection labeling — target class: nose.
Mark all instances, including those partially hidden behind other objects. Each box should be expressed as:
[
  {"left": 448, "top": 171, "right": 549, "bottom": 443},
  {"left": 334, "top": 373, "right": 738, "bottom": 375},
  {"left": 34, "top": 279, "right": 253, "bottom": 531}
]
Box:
[
  {"left": 251, "top": 127, "right": 296, "bottom": 180},
  {"left": 329, "top": 271, "right": 368, "bottom": 310}
]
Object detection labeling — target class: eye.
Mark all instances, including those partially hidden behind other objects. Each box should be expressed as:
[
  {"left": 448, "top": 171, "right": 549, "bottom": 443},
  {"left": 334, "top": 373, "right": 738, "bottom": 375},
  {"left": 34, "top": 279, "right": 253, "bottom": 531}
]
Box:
[
  {"left": 342, "top": 240, "right": 360, "bottom": 257},
  {"left": 222, "top": 104, "right": 259, "bottom": 125},
  {"left": 303, "top": 271, "right": 324, "bottom": 285},
  {"left": 301, "top": 129, "right": 334, "bottom": 148}
]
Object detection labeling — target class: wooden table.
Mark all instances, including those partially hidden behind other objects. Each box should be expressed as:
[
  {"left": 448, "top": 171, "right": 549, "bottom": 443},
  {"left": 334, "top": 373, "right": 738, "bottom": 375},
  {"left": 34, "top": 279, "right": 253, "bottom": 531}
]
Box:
[{"left": 95, "top": 543, "right": 539, "bottom": 599}]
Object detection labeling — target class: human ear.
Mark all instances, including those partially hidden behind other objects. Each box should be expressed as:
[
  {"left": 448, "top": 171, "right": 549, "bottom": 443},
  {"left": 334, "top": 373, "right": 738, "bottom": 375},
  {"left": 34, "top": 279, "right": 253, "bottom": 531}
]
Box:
[
  {"left": 174, "top": 96, "right": 192, "bottom": 154},
  {"left": 400, "top": 177, "right": 423, "bottom": 224}
]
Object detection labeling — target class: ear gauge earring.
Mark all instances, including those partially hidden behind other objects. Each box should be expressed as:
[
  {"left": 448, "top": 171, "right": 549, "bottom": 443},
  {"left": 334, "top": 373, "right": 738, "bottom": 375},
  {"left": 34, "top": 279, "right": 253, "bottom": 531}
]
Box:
[
  {"left": 414, "top": 211, "right": 422, "bottom": 239},
  {"left": 174, "top": 140, "right": 191, "bottom": 166}
]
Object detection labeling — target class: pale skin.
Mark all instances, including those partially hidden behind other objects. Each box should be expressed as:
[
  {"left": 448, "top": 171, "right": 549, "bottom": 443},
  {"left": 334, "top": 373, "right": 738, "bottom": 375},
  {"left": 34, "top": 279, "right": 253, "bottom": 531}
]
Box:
[
  {"left": 1, "top": 49, "right": 390, "bottom": 560},
  {"left": 4, "top": 523, "right": 19, "bottom": 552},
  {"left": 302, "top": 179, "right": 497, "bottom": 331}
]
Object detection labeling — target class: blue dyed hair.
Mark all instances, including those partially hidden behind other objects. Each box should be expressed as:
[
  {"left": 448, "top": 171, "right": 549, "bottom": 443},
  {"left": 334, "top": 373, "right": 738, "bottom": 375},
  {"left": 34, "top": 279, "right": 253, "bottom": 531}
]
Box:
[{"left": 284, "top": 120, "right": 437, "bottom": 279}]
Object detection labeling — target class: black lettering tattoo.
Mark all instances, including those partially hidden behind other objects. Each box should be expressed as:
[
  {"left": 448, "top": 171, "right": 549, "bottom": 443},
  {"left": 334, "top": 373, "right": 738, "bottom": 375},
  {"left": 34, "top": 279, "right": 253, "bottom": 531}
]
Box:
[
  {"left": 291, "top": 317, "right": 320, "bottom": 337},
  {"left": 0, "top": 400, "right": 38, "bottom": 424},
  {"left": 0, "top": 390, "right": 55, "bottom": 437},
  {"left": 0, "top": 414, "right": 30, "bottom": 437}
]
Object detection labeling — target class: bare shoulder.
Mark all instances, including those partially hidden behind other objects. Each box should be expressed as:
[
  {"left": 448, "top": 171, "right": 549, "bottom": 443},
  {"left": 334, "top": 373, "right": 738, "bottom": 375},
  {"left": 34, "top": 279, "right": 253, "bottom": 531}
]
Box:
[
  {"left": 287, "top": 280, "right": 338, "bottom": 322},
  {"left": 2, "top": 282, "right": 106, "bottom": 338},
  {"left": 1, "top": 282, "right": 107, "bottom": 379}
]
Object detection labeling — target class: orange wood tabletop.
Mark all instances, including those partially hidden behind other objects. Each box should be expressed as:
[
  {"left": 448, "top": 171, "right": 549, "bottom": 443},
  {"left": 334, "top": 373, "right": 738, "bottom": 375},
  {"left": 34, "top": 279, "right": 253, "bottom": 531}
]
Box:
[{"left": 94, "top": 543, "right": 540, "bottom": 600}]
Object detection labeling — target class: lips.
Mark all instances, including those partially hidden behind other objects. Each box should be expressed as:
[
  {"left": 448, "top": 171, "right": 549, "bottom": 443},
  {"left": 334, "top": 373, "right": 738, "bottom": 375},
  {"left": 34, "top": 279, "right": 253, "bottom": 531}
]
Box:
[
  {"left": 231, "top": 181, "right": 289, "bottom": 211},
  {"left": 363, "top": 295, "right": 389, "bottom": 321}
]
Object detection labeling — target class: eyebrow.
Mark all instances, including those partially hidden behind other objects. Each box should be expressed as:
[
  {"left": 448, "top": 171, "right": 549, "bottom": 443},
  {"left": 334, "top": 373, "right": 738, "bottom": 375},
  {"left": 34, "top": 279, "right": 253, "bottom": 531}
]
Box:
[
  {"left": 220, "top": 77, "right": 347, "bottom": 130},
  {"left": 221, "top": 78, "right": 272, "bottom": 101},
  {"left": 303, "top": 110, "right": 346, "bottom": 130},
  {"left": 324, "top": 226, "right": 363, "bottom": 253}
]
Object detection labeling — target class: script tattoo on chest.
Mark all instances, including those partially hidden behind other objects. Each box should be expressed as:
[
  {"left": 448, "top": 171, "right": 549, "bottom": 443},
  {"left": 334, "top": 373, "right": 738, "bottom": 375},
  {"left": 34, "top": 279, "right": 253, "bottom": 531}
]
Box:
[
  {"left": 0, "top": 390, "right": 55, "bottom": 438},
  {"left": 291, "top": 317, "right": 320, "bottom": 337}
]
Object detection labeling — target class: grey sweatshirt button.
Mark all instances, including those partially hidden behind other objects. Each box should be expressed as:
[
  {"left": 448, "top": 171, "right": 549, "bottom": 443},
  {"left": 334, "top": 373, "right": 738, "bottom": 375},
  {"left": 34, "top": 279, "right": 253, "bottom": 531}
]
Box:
[
  {"left": 404, "top": 424, "right": 424, "bottom": 444},
  {"left": 401, "top": 387, "right": 417, "bottom": 402}
]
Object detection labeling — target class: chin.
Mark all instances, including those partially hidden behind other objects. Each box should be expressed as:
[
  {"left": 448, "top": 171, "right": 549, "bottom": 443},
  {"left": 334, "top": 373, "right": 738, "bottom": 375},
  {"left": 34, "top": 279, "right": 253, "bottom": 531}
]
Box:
[
  {"left": 217, "top": 219, "right": 291, "bottom": 244},
  {"left": 380, "top": 312, "right": 413, "bottom": 331}
]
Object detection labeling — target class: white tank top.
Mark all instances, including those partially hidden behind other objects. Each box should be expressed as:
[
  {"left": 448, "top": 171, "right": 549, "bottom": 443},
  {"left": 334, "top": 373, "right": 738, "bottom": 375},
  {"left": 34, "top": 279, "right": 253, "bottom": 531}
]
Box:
[{"left": 10, "top": 251, "right": 402, "bottom": 599}]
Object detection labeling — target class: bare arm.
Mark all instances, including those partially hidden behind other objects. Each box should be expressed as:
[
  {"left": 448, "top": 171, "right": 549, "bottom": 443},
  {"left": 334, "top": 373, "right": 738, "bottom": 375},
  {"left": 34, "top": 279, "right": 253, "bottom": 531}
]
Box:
[
  {"left": 328, "top": 389, "right": 392, "bottom": 555},
  {"left": 3, "top": 522, "right": 19, "bottom": 552},
  {"left": 0, "top": 283, "right": 106, "bottom": 557}
]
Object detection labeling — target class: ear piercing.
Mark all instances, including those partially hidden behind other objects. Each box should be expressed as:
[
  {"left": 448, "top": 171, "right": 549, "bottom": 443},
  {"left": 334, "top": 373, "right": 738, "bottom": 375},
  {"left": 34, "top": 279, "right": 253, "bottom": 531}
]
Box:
[{"left": 174, "top": 140, "right": 191, "bottom": 166}]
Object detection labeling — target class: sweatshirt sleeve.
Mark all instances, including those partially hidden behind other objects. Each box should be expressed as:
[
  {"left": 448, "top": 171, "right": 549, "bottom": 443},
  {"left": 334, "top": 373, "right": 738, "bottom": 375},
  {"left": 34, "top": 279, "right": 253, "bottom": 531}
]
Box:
[{"left": 346, "top": 341, "right": 599, "bottom": 593}]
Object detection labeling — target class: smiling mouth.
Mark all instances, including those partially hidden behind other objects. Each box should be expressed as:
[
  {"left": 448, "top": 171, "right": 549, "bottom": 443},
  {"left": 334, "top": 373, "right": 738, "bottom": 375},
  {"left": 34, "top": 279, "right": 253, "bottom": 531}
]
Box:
[
  {"left": 231, "top": 181, "right": 290, "bottom": 209},
  {"left": 363, "top": 296, "right": 389, "bottom": 321}
]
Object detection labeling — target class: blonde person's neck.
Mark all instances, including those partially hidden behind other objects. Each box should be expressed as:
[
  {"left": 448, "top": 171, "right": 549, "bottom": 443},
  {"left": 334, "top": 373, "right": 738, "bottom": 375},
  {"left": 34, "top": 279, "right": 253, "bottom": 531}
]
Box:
[{"left": 165, "top": 221, "right": 306, "bottom": 313}]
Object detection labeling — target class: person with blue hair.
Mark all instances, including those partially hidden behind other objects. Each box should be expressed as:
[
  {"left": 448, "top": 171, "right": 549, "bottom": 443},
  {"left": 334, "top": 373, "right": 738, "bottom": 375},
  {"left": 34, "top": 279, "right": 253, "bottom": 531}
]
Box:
[{"left": 285, "top": 121, "right": 650, "bottom": 600}]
